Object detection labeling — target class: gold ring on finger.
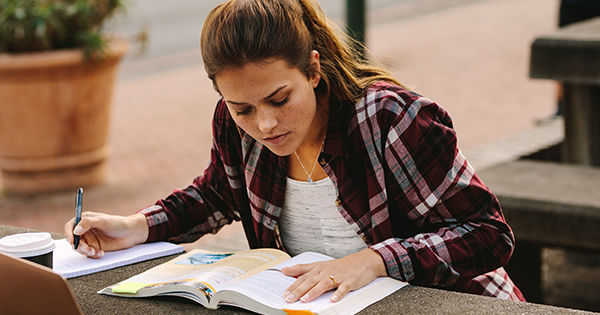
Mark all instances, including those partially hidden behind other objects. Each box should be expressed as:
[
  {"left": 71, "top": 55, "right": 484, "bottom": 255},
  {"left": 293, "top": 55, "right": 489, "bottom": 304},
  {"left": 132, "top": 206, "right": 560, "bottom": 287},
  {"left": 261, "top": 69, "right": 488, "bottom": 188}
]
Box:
[{"left": 327, "top": 275, "right": 336, "bottom": 286}]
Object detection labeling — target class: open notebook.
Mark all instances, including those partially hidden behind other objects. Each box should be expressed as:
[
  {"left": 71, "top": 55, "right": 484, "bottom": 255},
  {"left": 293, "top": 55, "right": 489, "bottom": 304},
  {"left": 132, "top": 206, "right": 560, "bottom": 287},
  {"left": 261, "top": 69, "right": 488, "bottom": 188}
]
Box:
[{"left": 53, "top": 239, "right": 183, "bottom": 278}]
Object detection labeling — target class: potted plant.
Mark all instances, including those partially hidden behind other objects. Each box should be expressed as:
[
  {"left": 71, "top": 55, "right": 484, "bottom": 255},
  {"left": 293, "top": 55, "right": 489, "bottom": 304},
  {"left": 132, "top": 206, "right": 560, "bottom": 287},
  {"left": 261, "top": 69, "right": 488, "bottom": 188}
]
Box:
[{"left": 0, "top": 0, "right": 128, "bottom": 195}]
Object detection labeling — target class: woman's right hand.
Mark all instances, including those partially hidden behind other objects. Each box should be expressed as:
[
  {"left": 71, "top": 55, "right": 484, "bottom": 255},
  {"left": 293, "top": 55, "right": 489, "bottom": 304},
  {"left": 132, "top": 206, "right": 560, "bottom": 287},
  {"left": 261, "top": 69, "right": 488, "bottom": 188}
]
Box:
[{"left": 63, "top": 212, "right": 149, "bottom": 258}]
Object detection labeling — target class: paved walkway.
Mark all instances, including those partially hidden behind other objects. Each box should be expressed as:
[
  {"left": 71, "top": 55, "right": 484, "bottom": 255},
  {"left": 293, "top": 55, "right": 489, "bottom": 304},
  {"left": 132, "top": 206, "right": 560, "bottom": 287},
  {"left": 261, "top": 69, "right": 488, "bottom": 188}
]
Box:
[
  {"left": 4, "top": 0, "right": 597, "bottom": 311},
  {"left": 3, "top": 0, "right": 560, "bottom": 233}
]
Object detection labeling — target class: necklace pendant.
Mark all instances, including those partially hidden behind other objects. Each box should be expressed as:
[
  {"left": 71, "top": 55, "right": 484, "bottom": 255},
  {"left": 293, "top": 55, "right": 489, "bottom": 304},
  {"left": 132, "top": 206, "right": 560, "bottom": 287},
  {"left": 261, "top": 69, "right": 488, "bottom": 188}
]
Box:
[{"left": 307, "top": 177, "right": 313, "bottom": 183}]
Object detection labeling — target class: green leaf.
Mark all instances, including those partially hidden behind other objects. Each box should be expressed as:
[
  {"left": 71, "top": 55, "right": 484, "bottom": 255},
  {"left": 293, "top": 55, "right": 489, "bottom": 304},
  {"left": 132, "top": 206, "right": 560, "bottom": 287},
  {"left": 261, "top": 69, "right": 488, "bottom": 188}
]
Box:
[{"left": 0, "top": 0, "right": 124, "bottom": 55}]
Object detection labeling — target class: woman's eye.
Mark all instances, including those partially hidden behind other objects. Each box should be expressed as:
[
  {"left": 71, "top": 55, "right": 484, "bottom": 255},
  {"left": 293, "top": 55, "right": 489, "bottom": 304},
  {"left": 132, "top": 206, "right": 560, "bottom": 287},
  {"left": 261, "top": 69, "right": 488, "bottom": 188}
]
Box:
[
  {"left": 271, "top": 97, "right": 288, "bottom": 106},
  {"left": 235, "top": 107, "right": 252, "bottom": 116}
]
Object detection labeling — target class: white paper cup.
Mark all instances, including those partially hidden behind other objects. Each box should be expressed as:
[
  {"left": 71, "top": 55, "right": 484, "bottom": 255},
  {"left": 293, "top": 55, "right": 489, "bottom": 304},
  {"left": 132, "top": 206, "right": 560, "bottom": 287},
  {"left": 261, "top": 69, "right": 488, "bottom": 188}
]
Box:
[{"left": 0, "top": 232, "right": 56, "bottom": 268}]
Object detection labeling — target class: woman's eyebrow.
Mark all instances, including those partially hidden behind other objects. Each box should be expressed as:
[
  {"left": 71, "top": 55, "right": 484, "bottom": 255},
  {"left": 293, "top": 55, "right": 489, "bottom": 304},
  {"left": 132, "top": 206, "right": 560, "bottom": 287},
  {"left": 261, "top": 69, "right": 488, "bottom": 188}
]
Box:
[
  {"left": 263, "top": 85, "right": 287, "bottom": 100},
  {"left": 226, "top": 85, "right": 288, "bottom": 106}
]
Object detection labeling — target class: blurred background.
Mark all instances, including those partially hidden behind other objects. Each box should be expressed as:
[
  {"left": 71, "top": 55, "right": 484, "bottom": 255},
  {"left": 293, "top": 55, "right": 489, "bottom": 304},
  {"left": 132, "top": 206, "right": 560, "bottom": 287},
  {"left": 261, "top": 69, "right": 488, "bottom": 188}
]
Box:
[{"left": 1, "top": 0, "right": 598, "bottom": 311}]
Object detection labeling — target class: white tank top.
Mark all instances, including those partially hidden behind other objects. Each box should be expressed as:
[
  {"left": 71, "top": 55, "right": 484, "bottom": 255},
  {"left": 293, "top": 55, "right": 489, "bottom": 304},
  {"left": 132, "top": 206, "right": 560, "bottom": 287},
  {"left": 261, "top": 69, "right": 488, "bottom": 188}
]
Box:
[{"left": 279, "top": 176, "right": 367, "bottom": 258}]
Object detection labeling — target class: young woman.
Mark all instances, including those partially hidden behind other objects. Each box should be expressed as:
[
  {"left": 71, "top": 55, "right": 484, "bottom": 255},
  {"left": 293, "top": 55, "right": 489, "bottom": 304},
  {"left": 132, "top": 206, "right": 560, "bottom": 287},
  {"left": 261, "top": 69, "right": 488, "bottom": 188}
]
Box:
[{"left": 65, "top": 0, "right": 525, "bottom": 303}]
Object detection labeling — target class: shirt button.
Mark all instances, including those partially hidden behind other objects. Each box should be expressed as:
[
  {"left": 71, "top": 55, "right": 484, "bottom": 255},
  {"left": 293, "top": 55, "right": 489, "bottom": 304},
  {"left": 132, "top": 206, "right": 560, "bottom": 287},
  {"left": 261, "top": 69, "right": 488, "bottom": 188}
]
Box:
[
  {"left": 319, "top": 157, "right": 327, "bottom": 166},
  {"left": 335, "top": 199, "right": 341, "bottom": 207}
]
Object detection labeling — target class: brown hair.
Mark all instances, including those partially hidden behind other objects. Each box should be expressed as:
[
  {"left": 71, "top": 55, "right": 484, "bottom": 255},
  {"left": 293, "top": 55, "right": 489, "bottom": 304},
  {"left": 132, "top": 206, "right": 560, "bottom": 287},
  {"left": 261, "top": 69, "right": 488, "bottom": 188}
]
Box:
[{"left": 200, "top": 0, "right": 401, "bottom": 109}]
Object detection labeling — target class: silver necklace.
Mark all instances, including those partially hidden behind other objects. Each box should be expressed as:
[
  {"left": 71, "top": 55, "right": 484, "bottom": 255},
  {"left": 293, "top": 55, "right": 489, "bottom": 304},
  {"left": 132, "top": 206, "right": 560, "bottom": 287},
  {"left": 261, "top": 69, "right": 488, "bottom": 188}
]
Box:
[{"left": 294, "top": 137, "right": 325, "bottom": 183}]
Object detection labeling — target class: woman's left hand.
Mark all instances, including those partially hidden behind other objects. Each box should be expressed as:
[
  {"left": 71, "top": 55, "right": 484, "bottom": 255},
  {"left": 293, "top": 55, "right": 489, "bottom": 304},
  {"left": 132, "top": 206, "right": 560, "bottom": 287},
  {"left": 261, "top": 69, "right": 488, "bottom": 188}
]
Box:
[{"left": 281, "top": 248, "right": 387, "bottom": 303}]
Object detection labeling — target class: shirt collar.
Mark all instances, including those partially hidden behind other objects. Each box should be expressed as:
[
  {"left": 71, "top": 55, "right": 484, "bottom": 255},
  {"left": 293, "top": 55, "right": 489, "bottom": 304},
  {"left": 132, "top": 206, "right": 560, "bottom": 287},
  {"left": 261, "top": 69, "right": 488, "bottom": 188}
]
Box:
[{"left": 322, "top": 103, "right": 352, "bottom": 158}]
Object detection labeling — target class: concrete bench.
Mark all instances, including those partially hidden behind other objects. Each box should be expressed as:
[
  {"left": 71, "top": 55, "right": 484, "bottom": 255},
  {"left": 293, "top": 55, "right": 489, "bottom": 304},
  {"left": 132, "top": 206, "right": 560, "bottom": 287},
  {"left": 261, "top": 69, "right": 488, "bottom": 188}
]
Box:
[
  {"left": 478, "top": 160, "right": 600, "bottom": 303},
  {"left": 530, "top": 16, "right": 600, "bottom": 166}
]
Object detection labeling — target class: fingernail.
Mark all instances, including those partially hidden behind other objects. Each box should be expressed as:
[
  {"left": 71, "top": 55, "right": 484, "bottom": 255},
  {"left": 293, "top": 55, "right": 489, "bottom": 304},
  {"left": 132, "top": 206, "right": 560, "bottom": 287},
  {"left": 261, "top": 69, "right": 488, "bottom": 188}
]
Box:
[
  {"left": 300, "top": 294, "right": 309, "bottom": 303},
  {"left": 98, "top": 250, "right": 104, "bottom": 257},
  {"left": 73, "top": 225, "right": 83, "bottom": 235},
  {"left": 331, "top": 294, "right": 339, "bottom": 302},
  {"left": 90, "top": 247, "right": 96, "bottom": 256},
  {"left": 284, "top": 293, "right": 295, "bottom": 302}
]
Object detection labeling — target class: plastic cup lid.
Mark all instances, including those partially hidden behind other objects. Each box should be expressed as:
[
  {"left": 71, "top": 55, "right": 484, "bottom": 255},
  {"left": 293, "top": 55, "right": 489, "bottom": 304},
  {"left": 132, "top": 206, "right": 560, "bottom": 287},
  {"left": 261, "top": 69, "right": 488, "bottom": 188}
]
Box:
[{"left": 0, "top": 232, "right": 55, "bottom": 257}]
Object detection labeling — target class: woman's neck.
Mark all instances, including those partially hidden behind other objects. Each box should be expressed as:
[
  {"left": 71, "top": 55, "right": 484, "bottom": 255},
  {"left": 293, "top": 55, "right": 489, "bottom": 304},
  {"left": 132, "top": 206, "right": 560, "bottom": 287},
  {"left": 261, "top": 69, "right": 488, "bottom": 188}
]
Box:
[
  {"left": 287, "top": 97, "right": 329, "bottom": 182},
  {"left": 298, "top": 94, "right": 329, "bottom": 151}
]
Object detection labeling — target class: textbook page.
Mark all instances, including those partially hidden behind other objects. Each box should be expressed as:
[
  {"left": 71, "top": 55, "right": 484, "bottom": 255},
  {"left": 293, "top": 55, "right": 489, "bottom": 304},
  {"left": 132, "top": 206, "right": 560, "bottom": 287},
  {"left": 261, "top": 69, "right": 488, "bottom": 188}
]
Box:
[
  {"left": 216, "top": 252, "right": 408, "bottom": 315},
  {"left": 53, "top": 238, "right": 183, "bottom": 278}
]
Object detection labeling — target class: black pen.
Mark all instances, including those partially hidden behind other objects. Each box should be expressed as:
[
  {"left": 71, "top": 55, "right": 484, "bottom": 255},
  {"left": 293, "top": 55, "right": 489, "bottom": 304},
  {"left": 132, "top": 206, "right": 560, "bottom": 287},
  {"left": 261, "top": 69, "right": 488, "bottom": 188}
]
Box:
[{"left": 73, "top": 187, "right": 83, "bottom": 250}]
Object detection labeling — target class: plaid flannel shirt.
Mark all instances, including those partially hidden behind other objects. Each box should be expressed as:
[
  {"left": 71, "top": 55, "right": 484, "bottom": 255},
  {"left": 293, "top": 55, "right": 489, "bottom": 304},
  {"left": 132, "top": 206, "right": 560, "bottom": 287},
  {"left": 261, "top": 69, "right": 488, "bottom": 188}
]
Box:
[{"left": 140, "top": 81, "right": 524, "bottom": 301}]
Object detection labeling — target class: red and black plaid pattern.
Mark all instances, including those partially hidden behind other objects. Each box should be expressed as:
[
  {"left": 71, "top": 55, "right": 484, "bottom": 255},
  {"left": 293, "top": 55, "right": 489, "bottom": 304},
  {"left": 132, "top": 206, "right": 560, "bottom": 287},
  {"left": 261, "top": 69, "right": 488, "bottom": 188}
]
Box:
[{"left": 139, "top": 81, "right": 524, "bottom": 301}]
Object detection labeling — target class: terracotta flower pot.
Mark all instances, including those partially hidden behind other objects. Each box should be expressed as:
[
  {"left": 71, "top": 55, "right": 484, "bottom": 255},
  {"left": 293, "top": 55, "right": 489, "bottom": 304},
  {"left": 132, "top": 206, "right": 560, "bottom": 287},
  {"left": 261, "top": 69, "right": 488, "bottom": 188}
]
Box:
[{"left": 0, "top": 39, "right": 128, "bottom": 195}]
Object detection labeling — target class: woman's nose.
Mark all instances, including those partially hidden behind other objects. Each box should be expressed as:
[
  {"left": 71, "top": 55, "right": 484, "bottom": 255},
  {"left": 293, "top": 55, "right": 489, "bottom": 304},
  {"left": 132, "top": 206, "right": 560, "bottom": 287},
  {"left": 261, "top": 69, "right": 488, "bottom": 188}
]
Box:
[{"left": 257, "top": 109, "right": 279, "bottom": 133}]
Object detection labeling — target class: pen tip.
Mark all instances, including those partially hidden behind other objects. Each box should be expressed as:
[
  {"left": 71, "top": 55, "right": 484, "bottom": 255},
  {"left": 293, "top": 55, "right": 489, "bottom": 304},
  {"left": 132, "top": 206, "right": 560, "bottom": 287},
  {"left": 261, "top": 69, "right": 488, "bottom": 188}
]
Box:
[{"left": 78, "top": 187, "right": 83, "bottom": 193}]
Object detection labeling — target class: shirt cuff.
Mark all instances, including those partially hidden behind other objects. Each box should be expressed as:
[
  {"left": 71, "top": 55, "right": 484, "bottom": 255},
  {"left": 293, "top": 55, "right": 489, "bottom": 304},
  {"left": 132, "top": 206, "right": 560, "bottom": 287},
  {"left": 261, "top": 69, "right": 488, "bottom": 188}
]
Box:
[
  {"left": 370, "top": 238, "right": 415, "bottom": 282},
  {"left": 137, "top": 205, "right": 168, "bottom": 243}
]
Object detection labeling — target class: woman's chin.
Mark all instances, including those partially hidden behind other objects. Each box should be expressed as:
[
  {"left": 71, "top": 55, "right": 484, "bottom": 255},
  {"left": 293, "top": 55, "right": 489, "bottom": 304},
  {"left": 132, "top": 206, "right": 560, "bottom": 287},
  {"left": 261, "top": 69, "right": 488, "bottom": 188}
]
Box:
[
  {"left": 258, "top": 141, "right": 295, "bottom": 157},
  {"left": 265, "top": 146, "right": 295, "bottom": 157}
]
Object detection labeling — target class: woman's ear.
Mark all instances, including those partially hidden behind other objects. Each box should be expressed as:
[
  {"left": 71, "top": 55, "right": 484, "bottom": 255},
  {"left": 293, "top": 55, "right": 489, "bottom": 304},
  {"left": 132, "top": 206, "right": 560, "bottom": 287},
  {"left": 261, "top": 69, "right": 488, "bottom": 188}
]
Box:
[{"left": 309, "top": 50, "right": 321, "bottom": 88}]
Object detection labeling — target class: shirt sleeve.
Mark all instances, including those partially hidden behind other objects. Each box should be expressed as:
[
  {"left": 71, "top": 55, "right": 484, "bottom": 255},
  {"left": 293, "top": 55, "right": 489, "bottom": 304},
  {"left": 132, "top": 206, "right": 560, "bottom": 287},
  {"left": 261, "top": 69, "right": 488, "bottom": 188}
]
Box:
[
  {"left": 370, "top": 95, "right": 515, "bottom": 288},
  {"left": 138, "top": 100, "right": 242, "bottom": 244}
]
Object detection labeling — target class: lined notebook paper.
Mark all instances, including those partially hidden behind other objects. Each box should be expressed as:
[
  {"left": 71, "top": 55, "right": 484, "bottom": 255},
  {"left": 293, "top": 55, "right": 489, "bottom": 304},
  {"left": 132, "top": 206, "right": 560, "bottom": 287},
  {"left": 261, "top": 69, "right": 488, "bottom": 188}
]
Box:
[{"left": 53, "top": 238, "right": 183, "bottom": 278}]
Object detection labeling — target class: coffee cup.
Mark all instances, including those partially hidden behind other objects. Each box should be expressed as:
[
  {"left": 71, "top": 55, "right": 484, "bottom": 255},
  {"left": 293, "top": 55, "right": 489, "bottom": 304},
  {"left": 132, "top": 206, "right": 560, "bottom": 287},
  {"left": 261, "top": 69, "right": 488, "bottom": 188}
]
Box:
[{"left": 0, "top": 232, "right": 56, "bottom": 268}]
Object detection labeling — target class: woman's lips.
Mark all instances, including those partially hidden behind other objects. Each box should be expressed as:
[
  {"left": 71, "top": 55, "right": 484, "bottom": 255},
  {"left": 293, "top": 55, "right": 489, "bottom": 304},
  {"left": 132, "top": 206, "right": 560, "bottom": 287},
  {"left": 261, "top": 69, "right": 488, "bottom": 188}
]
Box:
[{"left": 263, "top": 132, "right": 289, "bottom": 145}]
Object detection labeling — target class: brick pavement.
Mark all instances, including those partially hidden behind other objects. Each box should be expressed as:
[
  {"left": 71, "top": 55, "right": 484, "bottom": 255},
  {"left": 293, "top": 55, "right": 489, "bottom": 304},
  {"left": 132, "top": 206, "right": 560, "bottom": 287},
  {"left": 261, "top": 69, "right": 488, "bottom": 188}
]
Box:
[{"left": 3, "top": 0, "right": 597, "bottom": 311}]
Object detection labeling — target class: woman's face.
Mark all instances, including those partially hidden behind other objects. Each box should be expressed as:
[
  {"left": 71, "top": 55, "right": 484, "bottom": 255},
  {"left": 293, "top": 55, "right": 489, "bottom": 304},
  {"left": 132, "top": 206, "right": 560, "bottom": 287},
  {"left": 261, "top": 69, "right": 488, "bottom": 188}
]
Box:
[{"left": 215, "top": 54, "right": 324, "bottom": 156}]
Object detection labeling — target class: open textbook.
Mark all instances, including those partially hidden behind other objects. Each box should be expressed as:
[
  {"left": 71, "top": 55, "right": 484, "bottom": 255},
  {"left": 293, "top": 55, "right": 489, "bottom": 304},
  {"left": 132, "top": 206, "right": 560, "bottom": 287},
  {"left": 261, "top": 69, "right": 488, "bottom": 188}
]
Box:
[{"left": 99, "top": 248, "right": 408, "bottom": 314}]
